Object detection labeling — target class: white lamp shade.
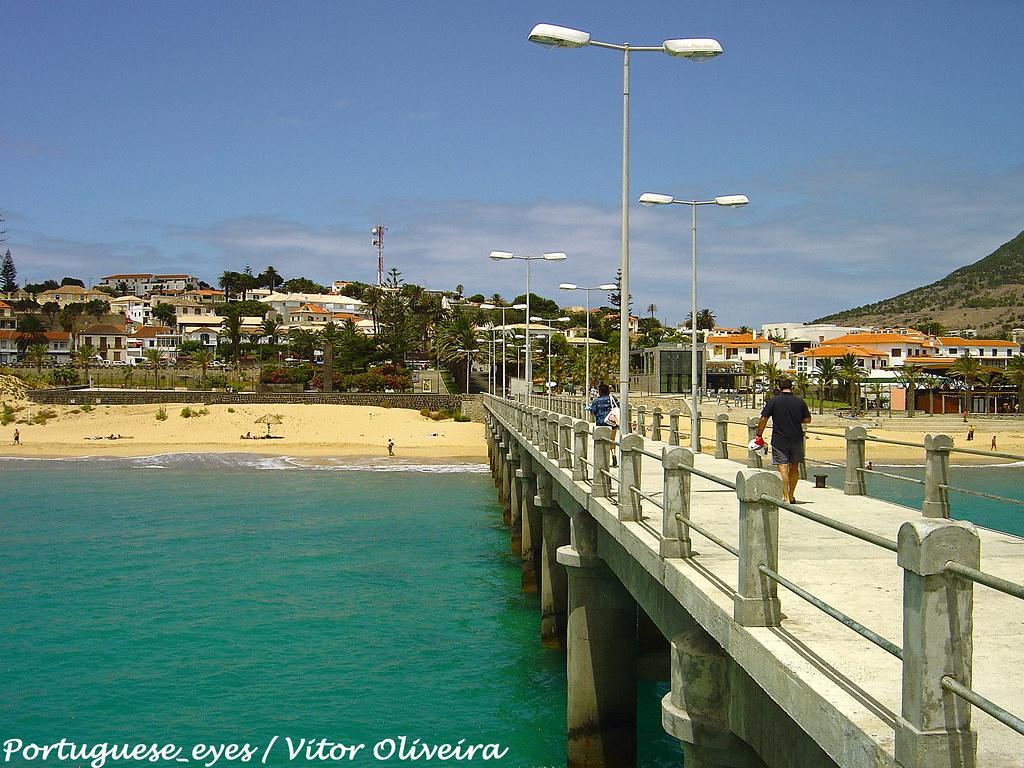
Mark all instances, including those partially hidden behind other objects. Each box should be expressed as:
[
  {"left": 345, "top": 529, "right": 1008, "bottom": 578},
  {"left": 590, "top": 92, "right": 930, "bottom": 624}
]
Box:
[
  {"left": 528, "top": 24, "right": 591, "bottom": 48},
  {"left": 662, "top": 38, "right": 723, "bottom": 60},
  {"left": 479, "top": 303, "right": 496, "bottom": 309},
  {"left": 639, "top": 192, "right": 674, "bottom": 206},
  {"left": 489, "top": 250, "right": 514, "bottom": 260},
  {"left": 512, "top": 303, "right": 528, "bottom": 310},
  {"left": 559, "top": 283, "right": 578, "bottom": 290},
  {"left": 598, "top": 283, "right": 617, "bottom": 290},
  {"left": 542, "top": 252, "right": 567, "bottom": 260},
  {"left": 714, "top": 194, "right": 749, "bottom": 207}
]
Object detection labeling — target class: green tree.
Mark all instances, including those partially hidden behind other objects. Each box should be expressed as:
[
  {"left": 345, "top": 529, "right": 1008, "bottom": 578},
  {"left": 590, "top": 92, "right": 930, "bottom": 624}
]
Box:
[
  {"left": 24, "top": 343, "right": 49, "bottom": 373},
  {"left": 84, "top": 298, "right": 110, "bottom": 324},
  {"left": 949, "top": 352, "right": 982, "bottom": 414},
  {"left": 151, "top": 302, "right": 177, "bottom": 328},
  {"left": 287, "top": 328, "right": 319, "bottom": 363},
  {"left": 192, "top": 349, "right": 214, "bottom": 388},
  {"left": 837, "top": 353, "right": 865, "bottom": 407},
  {"left": 895, "top": 364, "right": 924, "bottom": 418},
  {"left": 280, "top": 277, "right": 328, "bottom": 293},
  {"left": 759, "top": 361, "right": 783, "bottom": 395},
  {"left": 74, "top": 344, "right": 98, "bottom": 385},
  {"left": 813, "top": 358, "right": 839, "bottom": 415},
  {"left": 793, "top": 372, "right": 812, "bottom": 400},
  {"left": 16, "top": 314, "right": 48, "bottom": 352},
  {"left": 220, "top": 314, "right": 244, "bottom": 361},
  {"left": 0, "top": 249, "right": 17, "bottom": 292},
  {"left": 218, "top": 271, "right": 240, "bottom": 302},
  {"left": 1005, "top": 356, "right": 1024, "bottom": 418},
  {"left": 143, "top": 348, "right": 165, "bottom": 389}
]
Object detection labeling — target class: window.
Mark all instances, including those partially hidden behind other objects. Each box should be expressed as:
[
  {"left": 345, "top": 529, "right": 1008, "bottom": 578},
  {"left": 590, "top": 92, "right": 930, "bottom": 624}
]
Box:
[
  {"left": 949, "top": 348, "right": 958, "bottom": 355},
  {"left": 891, "top": 348, "right": 902, "bottom": 357}
]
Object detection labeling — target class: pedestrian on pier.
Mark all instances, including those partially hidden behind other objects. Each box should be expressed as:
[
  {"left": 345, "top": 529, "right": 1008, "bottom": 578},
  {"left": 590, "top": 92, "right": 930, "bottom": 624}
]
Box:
[
  {"left": 755, "top": 378, "right": 811, "bottom": 504},
  {"left": 588, "top": 383, "right": 619, "bottom": 467}
]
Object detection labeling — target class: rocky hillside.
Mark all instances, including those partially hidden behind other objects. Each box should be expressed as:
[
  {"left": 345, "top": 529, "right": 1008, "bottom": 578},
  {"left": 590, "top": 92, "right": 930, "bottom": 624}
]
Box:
[{"left": 813, "top": 230, "right": 1024, "bottom": 336}]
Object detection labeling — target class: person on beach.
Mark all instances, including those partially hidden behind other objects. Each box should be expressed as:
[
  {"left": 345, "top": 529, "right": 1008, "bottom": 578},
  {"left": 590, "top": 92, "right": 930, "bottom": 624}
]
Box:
[
  {"left": 13, "top": 428, "right": 20, "bottom": 445},
  {"left": 756, "top": 378, "right": 811, "bottom": 504},
  {"left": 991, "top": 435, "right": 997, "bottom": 451},
  {"left": 387, "top": 438, "right": 395, "bottom": 456},
  {"left": 588, "top": 383, "right": 619, "bottom": 467},
  {"left": 967, "top": 425, "right": 975, "bottom": 441}
]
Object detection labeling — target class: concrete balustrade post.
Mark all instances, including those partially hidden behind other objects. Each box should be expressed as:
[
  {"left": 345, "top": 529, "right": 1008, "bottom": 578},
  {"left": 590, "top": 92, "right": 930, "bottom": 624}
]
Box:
[
  {"left": 548, "top": 413, "right": 560, "bottom": 458},
  {"left": 558, "top": 415, "right": 573, "bottom": 469},
  {"left": 557, "top": 515, "right": 638, "bottom": 768},
  {"left": 618, "top": 433, "right": 645, "bottom": 522},
  {"left": 572, "top": 421, "right": 590, "bottom": 482},
  {"left": 531, "top": 408, "right": 541, "bottom": 445},
  {"left": 844, "top": 426, "right": 867, "bottom": 495},
  {"left": 746, "top": 417, "right": 764, "bottom": 469},
  {"left": 733, "top": 469, "right": 783, "bottom": 627},
  {"left": 592, "top": 426, "right": 613, "bottom": 498},
  {"left": 637, "top": 405, "right": 647, "bottom": 438},
  {"left": 715, "top": 413, "right": 730, "bottom": 460},
  {"left": 661, "top": 447, "right": 694, "bottom": 558},
  {"left": 895, "top": 519, "right": 979, "bottom": 768},
  {"left": 662, "top": 627, "right": 764, "bottom": 768},
  {"left": 651, "top": 407, "right": 663, "bottom": 442},
  {"left": 923, "top": 434, "right": 953, "bottom": 518},
  {"left": 668, "top": 409, "right": 682, "bottom": 446}
]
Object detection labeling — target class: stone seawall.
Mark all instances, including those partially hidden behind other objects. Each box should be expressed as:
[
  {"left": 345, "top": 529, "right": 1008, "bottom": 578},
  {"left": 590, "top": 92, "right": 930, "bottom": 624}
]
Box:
[{"left": 27, "top": 387, "right": 466, "bottom": 413}]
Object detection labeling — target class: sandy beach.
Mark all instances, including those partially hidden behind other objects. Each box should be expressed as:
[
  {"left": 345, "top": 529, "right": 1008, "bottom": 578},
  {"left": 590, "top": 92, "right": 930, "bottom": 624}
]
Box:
[{"left": 0, "top": 400, "right": 488, "bottom": 461}]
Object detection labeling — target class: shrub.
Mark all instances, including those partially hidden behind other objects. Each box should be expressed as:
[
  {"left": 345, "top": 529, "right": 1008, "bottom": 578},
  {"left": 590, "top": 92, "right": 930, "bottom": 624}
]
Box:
[
  {"left": 453, "top": 410, "right": 471, "bottom": 423},
  {"left": 227, "top": 407, "right": 235, "bottom": 413},
  {"left": 206, "top": 373, "right": 229, "bottom": 389},
  {"left": 49, "top": 367, "right": 79, "bottom": 386},
  {"left": 1, "top": 403, "right": 16, "bottom": 426},
  {"left": 28, "top": 409, "right": 58, "bottom": 425},
  {"left": 80, "top": 404, "right": 93, "bottom": 413},
  {"left": 180, "top": 407, "right": 194, "bottom": 418},
  {"left": 156, "top": 407, "right": 168, "bottom": 421},
  {"left": 260, "top": 365, "right": 314, "bottom": 385},
  {"left": 420, "top": 408, "right": 431, "bottom": 417}
]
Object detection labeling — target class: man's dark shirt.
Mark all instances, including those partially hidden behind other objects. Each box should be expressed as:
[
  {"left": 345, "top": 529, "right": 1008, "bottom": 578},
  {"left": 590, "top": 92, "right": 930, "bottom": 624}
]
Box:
[{"left": 760, "top": 392, "right": 810, "bottom": 448}]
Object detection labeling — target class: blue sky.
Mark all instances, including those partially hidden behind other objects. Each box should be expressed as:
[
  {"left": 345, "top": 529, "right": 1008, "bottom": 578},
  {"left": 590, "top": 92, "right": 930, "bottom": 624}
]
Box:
[{"left": 3, "top": 0, "right": 1023, "bottom": 327}]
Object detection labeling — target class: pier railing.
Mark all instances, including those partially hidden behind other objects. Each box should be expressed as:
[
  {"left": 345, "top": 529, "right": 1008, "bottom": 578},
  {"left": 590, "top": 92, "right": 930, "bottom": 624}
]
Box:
[{"left": 484, "top": 394, "right": 1024, "bottom": 764}]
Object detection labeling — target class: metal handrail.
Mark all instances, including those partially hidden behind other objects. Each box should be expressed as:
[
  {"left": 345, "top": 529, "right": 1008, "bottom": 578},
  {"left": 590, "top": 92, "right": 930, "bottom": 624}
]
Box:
[
  {"left": 861, "top": 468, "right": 925, "bottom": 485},
  {"left": 759, "top": 565, "right": 903, "bottom": 660},
  {"left": 806, "top": 457, "right": 845, "bottom": 468},
  {"left": 938, "top": 484, "right": 1024, "bottom": 507},
  {"left": 632, "top": 486, "right": 664, "bottom": 510},
  {"left": 675, "top": 513, "right": 739, "bottom": 557},
  {"left": 944, "top": 561, "right": 1024, "bottom": 601},
  {"left": 941, "top": 676, "right": 1024, "bottom": 737},
  {"left": 761, "top": 494, "right": 898, "bottom": 552},
  {"left": 685, "top": 465, "right": 738, "bottom": 491},
  {"left": 946, "top": 444, "right": 1024, "bottom": 462}
]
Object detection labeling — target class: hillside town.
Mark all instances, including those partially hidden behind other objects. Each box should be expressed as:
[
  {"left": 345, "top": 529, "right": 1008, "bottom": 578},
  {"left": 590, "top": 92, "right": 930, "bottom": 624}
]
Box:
[{"left": 1, "top": 259, "right": 1023, "bottom": 414}]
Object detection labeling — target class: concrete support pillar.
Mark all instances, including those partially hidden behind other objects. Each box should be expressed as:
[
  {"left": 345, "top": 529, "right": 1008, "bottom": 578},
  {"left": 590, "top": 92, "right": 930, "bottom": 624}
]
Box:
[
  {"left": 548, "top": 414, "right": 560, "bottom": 458},
  {"left": 521, "top": 466, "right": 547, "bottom": 593},
  {"left": 895, "top": 519, "right": 979, "bottom": 768},
  {"left": 559, "top": 415, "right": 573, "bottom": 469},
  {"left": 844, "top": 426, "right": 867, "bottom": 496},
  {"left": 923, "top": 433, "right": 952, "bottom": 518},
  {"left": 733, "top": 469, "right": 782, "bottom": 627},
  {"left": 637, "top": 405, "right": 647, "bottom": 437},
  {"left": 618, "top": 433, "right": 644, "bottom": 522},
  {"left": 592, "top": 426, "right": 613, "bottom": 498},
  {"left": 507, "top": 442, "right": 523, "bottom": 554},
  {"left": 540, "top": 498, "right": 570, "bottom": 649},
  {"left": 668, "top": 409, "right": 682, "bottom": 446},
  {"left": 662, "top": 627, "right": 765, "bottom": 768},
  {"left": 572, "top": 420, "right": 590, "bottom": 482},
  {"left": 558, "top": 519, "right": 638, "bottom": 768},
  {"left": 517, "top": 457, "right": 538, "bottom": 572},
  {"left": 661, "top": 446, "right": 694, "bottom": 558},
  {"left": 745, "top": 418, "right": 763, "bottom": 469},
  {"left": 715, "top": 413, "right": 730, "bottom": 460},
  {"left": 531, "top": 408, "right": 541, "bottom": 446}
]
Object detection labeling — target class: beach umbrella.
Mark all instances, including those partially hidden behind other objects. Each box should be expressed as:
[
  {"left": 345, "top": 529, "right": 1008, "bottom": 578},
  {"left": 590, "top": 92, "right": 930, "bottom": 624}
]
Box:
[{"left": 253, "top": 413, "right": 283, "bottom": 436}]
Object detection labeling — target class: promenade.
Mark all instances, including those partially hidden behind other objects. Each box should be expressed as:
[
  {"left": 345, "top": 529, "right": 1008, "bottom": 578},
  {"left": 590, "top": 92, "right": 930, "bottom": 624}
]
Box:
[{"left": 484, "top": 394, "right": 1024, "bottom": 768}]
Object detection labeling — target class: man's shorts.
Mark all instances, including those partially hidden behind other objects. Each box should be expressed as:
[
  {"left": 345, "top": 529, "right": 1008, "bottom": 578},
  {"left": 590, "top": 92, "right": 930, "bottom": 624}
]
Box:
[{"left": 771, "top": 442, "right": 804, "bottom": 466}]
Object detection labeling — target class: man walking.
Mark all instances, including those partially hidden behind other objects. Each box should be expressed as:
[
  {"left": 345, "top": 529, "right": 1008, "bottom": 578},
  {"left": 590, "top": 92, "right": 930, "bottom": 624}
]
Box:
[{"left": 755, "top": 378, "right": 811, "bottom": 503}]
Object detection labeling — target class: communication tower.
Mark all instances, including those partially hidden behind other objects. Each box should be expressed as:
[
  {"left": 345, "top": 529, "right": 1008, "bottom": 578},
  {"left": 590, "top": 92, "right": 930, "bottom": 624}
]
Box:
[{"left": 371, "top": 225, "right": 388, "bottom": 286}]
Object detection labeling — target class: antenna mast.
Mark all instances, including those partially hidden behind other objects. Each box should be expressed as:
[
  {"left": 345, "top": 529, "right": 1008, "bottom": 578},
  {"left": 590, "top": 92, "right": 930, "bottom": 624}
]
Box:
[{"left": 371, "top": 225, "right": 388, "bottom": 287}]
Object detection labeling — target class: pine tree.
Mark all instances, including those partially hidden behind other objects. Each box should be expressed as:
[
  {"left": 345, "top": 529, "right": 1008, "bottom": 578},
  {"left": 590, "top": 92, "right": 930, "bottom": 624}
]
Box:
[{"left": 1, "top": 249, "right": 17, "bottom": 292}]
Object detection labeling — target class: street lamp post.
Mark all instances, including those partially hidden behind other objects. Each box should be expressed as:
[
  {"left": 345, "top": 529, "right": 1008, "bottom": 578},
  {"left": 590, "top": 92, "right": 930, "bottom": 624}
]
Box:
[
  {"left": 531, "top": 316, "right": 570, "bottom": 406},
  {"left": 639, "top": 192, "right": 749, "bottom": 451},
  {"left": 560, "top": 282, "right": 617, "bottom": 407},
  {"left": 489, "top": 251, "right": 566, "bottom": 403},
  {"left": 480, "top": 302, "right": 529, "bottom": 398},
  {"left": 529, "top": 23, "right": 723, "bottom": 433},
  {"left": 457, "top": 348, "right": 477, "bottom": 395}
]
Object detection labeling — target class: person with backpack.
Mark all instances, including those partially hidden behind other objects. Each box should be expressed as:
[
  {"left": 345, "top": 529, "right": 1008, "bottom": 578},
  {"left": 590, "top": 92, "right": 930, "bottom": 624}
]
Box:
[{"left": 588, "top": 383, "right": 619, "bottom": 467}]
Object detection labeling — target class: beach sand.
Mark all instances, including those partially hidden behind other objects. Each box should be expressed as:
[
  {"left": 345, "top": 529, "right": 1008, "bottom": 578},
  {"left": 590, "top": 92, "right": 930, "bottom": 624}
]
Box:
[{"left": 0, "top": 401, "right": 487, "bottom": 461}]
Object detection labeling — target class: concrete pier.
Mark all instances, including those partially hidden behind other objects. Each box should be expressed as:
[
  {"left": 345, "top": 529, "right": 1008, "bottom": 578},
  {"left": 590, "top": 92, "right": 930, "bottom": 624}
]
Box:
[{"left": 483, "top": 396, "right": 1024, "bottom": 768}]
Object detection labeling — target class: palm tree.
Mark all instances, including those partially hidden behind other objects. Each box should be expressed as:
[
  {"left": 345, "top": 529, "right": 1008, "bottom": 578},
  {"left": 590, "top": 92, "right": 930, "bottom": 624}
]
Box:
[
  {"left": 696, "top": 308, "right": 717, "bottom": 331},
  {"left": 741, "top": 360, "right": 760, "bottom": 408},
  {"left": 759, "top": 361, "right": 782, "bottom": 395},
  {"left": 949, "top": 352, "right": 982, "bottom": 415},
  {"left": 837, "top": 353, "right": 865, "bottom": 408},
  {"left": 192, "top": 349, "right": 214, "bottom": 388},
  {"left": 260, "top": 266, "right": 282, "bottom": 292},
  {"left": 218, "top": 271, "right": 239, "bottom": 302},
  {"left": 362, "top": 286, "right": 384, "bottom": 335},
  {"left": 16, "top": 314, "right": 48, "bottom": 352},
  {"left": 647, "top": 303, "right": 658, "bottom": 321},
  {"left": 74, "top": 344, "right": 98, "bottom": 386},
  {"left": 976, "top": 368, "right": 1004, "bottom": 414},
  {"left": 1005, "top": 356, "right": 1024, "bottom": 418},
  {"left": 24, "top": 343, "right": 49, "bottom": 373},
  {"left": 894, "top": 364, "right": 924, "bottom": 418},
  {"left": 220, "top": 314, "right": 244, "bottom": 361},
  {"left": 813, "top": 358, "right": 839, "bottom": 415},
  {"left": 865, "top": 381, "right": 886, "bottom": 416},
  {"left": 287, "top": 328, "right": 319, "bottom": 363},
  {"left": 143, "top": 348, "right": 165, "bottom": 389},
  {"left": 318, "top": 322, "right": 342, "bottom": 392},
  {"left": 793, "top": 371, "right": 812, "bottom": 401}
]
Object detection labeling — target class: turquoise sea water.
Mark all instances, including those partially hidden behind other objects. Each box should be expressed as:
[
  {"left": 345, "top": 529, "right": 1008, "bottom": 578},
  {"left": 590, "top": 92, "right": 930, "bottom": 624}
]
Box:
[
  {"left": 811, "top": 461, "right": 1024, "bottom": 536},
  {"left": 0, "top": 456, "right": 680, "bottom": 768}
]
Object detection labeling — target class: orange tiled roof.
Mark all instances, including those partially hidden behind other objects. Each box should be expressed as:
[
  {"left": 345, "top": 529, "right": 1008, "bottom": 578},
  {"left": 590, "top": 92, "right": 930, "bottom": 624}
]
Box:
[
  {"left": 937, "top": 337, "right": 1017, "bottom": 347},
  {"left": 79, "top": 324, "right": 127, "bottom": 335},
  {"left": 825, "top": 332, "right": 933, "bottom": 346},
  {"left": 797, "top": 345, "right": 887, "bottom": 358},
  {"left": 707, "top": 332, "right": 785, "bottom": 348},
  {"left": 130, "top": 325, "right": 173, "bottom": 338},
  {"left": 295, "top": 303, "right": 329, "bottom": 314}
]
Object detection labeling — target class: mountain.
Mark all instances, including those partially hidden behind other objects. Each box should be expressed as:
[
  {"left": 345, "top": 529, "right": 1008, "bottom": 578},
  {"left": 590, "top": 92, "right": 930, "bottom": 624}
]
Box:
[{"left": 813, "top": 230, "right": 1024, "bottom": 337}]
